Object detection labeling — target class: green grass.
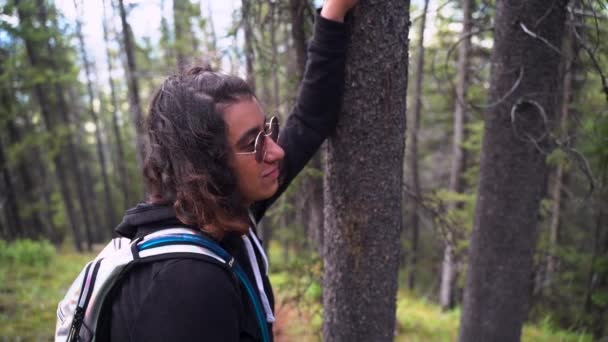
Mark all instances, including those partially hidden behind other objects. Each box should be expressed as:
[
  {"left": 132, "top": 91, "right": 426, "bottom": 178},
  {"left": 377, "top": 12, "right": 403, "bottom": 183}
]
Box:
[
  {"left": 0, "top": 244, "right": 94, "bottom": 341},
  {"left": 394, "top": 290, "right": 593, "bottom": 341},
  {"left": 0, "top": 243, "right": 594, "bottom": 341}
]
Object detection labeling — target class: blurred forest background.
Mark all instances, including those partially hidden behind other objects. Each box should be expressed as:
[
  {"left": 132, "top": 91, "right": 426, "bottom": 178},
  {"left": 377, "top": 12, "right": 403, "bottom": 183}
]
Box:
[{"left": 0, "top": 0, "right": 607, "bottom": 340}]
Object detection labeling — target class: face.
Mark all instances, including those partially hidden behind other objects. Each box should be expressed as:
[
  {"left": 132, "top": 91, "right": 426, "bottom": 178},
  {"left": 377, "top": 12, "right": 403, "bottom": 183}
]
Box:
[{"left": 224, "top": 96, "right": 285, "bottom": 205}]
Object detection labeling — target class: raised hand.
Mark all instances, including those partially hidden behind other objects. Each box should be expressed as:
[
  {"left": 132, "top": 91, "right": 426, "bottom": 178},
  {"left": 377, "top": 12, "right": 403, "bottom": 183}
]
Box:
[{"left": 321, "top": 0, "right": 358, "bottom": 22}]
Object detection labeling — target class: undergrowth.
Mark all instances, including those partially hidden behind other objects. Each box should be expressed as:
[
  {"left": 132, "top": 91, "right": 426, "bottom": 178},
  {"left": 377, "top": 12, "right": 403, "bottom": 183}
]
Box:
[{"left": 0, "top": 239, "right": 595, "bottom": 341}]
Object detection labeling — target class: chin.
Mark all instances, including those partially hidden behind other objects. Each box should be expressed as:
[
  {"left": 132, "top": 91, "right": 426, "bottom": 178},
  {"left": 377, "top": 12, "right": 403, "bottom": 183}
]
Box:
[{"left": 259, "top": 182, "right": 279, "bottom": 200}]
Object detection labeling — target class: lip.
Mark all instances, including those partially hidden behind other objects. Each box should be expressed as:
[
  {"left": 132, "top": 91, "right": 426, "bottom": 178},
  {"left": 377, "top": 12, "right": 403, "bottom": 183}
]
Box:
[{"left": 262, "top": 167, "right": 279, "bottom": 179}]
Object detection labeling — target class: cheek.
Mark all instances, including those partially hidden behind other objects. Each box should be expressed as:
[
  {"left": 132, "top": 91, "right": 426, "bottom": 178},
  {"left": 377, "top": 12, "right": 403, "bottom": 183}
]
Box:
[{"left": 233, "top": 158, "right": 261, "bottom": 193}]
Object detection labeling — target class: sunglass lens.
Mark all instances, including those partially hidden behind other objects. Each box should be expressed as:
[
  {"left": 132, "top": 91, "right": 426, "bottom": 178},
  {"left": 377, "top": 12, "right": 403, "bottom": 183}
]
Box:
[
  {"left": 269, "top": 117, "right": 279, "bottom": 141},
  {"left": 271, "top": 122, "right": 279, "bottom": 141},
  {"left": 255, "top": 132, "right": 266, "bottom": 163}
]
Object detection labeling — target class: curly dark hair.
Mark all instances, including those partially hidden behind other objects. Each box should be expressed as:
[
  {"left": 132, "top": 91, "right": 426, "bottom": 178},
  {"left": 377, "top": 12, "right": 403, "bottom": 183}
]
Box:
[{"left": 143, "top": 66, "right": 255, "bottom": 238}]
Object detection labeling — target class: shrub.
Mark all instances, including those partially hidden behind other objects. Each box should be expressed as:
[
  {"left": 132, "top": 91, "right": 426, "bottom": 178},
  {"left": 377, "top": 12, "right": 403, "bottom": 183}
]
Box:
[{"left": 0, "top": 239, "right": 56, "bottom": 267}]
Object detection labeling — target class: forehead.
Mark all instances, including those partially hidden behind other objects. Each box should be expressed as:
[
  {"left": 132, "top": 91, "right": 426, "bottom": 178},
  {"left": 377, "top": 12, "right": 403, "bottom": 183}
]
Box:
[{"left": 223, "top": 97, "right": 265, "bottom": 144}]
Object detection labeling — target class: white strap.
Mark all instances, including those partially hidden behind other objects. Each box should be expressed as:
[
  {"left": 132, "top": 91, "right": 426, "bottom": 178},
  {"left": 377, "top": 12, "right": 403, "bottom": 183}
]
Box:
[
  {"left": 136, "top": 228, "right": 225, "bottom": 264},
  {"left": 140, "top": 227, "right": 202, "bottom": 241},
  {"left": 248, "top": 228, "right": 269, "bottom": 275},
  {"left": 242, "top": 235, "right": 275, "bottom": 323},
  {"left": 138, "top": 244, "right": 225, "bottom": 264}
]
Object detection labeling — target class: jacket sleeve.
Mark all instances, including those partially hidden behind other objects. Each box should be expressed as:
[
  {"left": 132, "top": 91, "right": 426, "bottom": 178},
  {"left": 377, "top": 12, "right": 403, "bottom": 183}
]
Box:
[{"left": 251, "top": 13, "right": 349, "bottom": 222}]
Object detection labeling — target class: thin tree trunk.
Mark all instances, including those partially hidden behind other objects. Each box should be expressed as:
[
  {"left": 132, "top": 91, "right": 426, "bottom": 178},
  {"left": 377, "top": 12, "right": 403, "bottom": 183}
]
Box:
[
  {"left": 102, "top": 0, "right": 130, "bottom": 208},
  {"left": 458, "top": 1, "right": 568, "bottom": 341},
  {"left": 270, "top": 1, "right": 280, "bottom": 114},
  {"left": 118, "top": 0, "right": 146, "bottom": 174},
  {"left": 74, "top": 0, "right": 116, "bottom": 230},
  {"left": 0, "top": 53, "right": 24, "bottom": 240},
  {"left": 241, "top": 0, "right": 256, "bottom": 92},
  {"left": 289, "top": 0, "right": 307, "bottom": 79},
  {"left": 323, "top": 1, "right": 410, "bottom": 340},
  {"left": 16, "top": 0, "right": 84, "bottom": 252},
  {"left": 204, "top": 1, "right": 220, "bottom": 67},
  {"left": 0, "top": 139, "right": 22, "bottom": 240},
  {"left": 545, "top": 27, "right": 575, "bottom": 292},
  {"left": 41, "top": 1, "right": 98, "bottom": 250},
  {"left": 290, "top": 0, "right": 324, "bottom": 253},
  {"left": 440, "top": 0, "right": 472, "bottom": 310},
  {"left": 6, "top": 118, "right": 56, "bottom": 241},
  {"left": 584, "top": 165, "right": 607, "bottom": 339},
  {"left": 406, "top": 0, "right": 430, "bottom": 291},
  {"left": 174, "top": 0, "right": 187, "bottom": 72}
]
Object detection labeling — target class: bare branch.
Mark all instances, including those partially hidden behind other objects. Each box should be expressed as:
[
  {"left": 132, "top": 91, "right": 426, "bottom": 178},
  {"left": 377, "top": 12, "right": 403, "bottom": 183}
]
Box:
[
  {"left": 509, "top": 98, "right": 550, "bottom": 150},
  {"left": 519, "top": 22, "right": 563, "bottom": 55},
  {"left": 471, "top": 65, "right": 524, "bottom": 110},
  {"left": 569, "top": 1, "right": 608, "bottom": 103}
]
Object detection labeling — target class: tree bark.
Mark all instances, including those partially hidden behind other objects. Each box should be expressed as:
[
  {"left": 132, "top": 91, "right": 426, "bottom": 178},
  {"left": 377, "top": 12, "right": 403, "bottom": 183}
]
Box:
[
  {"left": 74, "top": 0, "right": 117, "bottom": 230},
  {"left": 269, "top": 1, "right": 280, "bottom": 114},
  {"left": 406, "top": 0, "right": 430, "bottom": 291},
  {"left": 584, "top": 165, "right": 607, "bottom": 339},
  {"left": 204, "top": 0, "right": 220, "bottom": 67},
  {"left": 241, "top": 0, "right": 256, "bottom": 92},
  {"left": 6, "top": 119, "right": 55, "bottom": 241},
  {"left": 440, "top": 0, "right": 473, "bottom": 310},
  {"left": 118, "top": 0, "right": 146, "bottom": 174},
  {"left": 545, "top": 26, "right": 575, "bottom": 292},
  {"left": 0, "top": 51, "right": 24, "bottom": 240},
  {"left": 173, "top": 0, "right": 188, "bottom": 72},
  {"left": 0, "top": 138, "right": 22, "bottom": 240},
  {"left": 458, "top": 1, "right": 568, "bottom": 341},
  {"left": 289, "top": 0, "right": 324, "bottom": 253},
  {"left": 323, "top": 1, "right": 410, "bottom": 340},
  {"left": 102, "top": 0, "right": 130, "bottom": 208},
  {"left": 289, "top": 0, "right": 307, "bottom": 79},
  {"left": 40, "top": 1, "right": 98, "bottom": 250},
  {"left": 15, "top": 0, "right": 84, "bottom": 251}
]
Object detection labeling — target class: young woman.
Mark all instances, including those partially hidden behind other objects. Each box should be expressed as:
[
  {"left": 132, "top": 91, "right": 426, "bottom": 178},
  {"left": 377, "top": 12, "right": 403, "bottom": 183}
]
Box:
[{"left": 98, "top": 1, "right": 356, "bottom": 340}]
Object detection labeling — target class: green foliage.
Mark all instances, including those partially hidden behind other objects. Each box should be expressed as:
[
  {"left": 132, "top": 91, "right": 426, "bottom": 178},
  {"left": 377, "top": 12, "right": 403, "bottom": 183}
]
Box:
[
  {"left": 0, "top": 247, "right": 94, "bottom": 340},
  {"left": 0, "top": 244, "right": 595, "bottom": 341},
  {"left": 0, "top": 239, "right": 56, "bottom": 268},
  {"left": 394, "top": 291, "right": 592, "bottom": 342}
]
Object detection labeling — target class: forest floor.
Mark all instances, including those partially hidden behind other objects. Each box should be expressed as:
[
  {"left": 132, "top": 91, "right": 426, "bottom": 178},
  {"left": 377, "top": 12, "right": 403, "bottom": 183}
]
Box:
[{"left": 0, "top": 244, "right": 594, "bottom": 342}]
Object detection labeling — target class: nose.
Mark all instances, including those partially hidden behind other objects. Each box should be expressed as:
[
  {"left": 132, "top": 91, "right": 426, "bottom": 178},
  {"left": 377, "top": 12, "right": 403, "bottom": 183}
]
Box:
[{"left": 263, "top": 136, "right": 285, "bottom": 163}]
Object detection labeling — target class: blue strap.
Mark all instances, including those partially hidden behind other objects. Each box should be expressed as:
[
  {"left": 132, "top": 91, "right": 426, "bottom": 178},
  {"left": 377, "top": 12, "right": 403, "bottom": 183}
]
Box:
[{"left": 138, "top": 234, "right": 271, "bottom": 342}]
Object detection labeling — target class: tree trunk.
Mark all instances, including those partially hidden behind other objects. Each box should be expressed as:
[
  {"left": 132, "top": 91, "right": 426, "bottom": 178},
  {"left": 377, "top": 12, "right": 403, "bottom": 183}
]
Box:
[
  {"left": 0, "top": 138, "right": 22, "bottom": 240},
  {"left": 440, "top": 0, "right": 473, "bottom": 310},
  {"left": 584, "top": 165, "right": 607, "bottom": 339},
  {"left": 323, "top": 1, "right": 410, "bottom": 340},
  {"left": 204, "top": 1, "right": 220, "bottom": 67},
  {"left": 406, "top": 0, "right": 430, "bottom": 291},
  {"left": 15, "top": 0, "right": 84, "bottom": 251},
  {"left": 41, "top": 1, "right": 98, "bottom": 250},
  {"left": 74, "top": 0, "right": 117, "bottom": 230},
  {"left": 118, "top": 0, "right": 146, "bottom": 175},
  {"left": 173, "top": 0, "right": 188, "bottom": 72},
  {"left": 241, "top": 0, "right": 256, "bottom": 92},
  {"left": 6, "top": 119, "right": 56, "bottom": 241},
  {"left": 458, "top": 1, "right": 567, "bottom": 341},
  {"left": 102, "top": 0, "right": 130, "bottom": 209},
  {"left": 289, "top": 0, "right": 324, "bottom": 253},
  {"left": 0, "top": 52, "right": 24, "bottom": 240},
  {"left": 269, "top": 1, "right": 280, "bottom": 114},
  {"left": 289, "top": 0, "right": 307, "bottom": 79},
  {"left": 545, "top": 26, "right": 575, "bottom": 292}
]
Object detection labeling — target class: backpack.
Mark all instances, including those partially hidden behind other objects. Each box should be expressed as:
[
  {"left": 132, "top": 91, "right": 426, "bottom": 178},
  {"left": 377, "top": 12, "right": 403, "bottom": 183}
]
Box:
[{"left": 55, "top": 227, "right": 271, "bottom": 342}]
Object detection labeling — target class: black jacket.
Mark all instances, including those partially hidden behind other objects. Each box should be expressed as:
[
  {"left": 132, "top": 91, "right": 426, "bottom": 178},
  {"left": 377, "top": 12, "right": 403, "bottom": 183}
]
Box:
[{"left": 98, "top": 14, "right": 348, "bottom": 342}]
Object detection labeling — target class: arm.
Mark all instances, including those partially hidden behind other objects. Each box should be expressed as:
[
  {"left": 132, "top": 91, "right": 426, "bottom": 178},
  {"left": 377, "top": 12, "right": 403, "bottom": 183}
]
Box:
[{"left": 251, "top": 1, "right": 355, "bottom": 221}]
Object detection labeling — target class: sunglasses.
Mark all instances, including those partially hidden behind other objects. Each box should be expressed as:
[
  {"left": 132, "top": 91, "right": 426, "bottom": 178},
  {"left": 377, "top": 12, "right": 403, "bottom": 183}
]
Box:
[{"left": 235, "top": 116, "right": 280, "bottom": 162}]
